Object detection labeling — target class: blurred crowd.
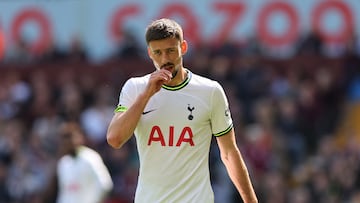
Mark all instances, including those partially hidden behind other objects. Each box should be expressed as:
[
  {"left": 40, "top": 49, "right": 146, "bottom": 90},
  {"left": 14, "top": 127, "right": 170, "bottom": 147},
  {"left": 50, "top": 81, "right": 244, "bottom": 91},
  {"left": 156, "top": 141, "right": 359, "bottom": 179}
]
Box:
[{"left": 1, "top": 31, "right": 360, "bottom": 203}]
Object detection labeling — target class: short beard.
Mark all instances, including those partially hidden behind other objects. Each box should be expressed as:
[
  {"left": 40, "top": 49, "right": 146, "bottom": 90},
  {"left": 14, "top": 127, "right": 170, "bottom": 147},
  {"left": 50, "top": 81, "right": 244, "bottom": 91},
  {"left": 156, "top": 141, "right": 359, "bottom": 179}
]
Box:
[{"left": 171, "top": 69, "right": 178, "bottom": 79}]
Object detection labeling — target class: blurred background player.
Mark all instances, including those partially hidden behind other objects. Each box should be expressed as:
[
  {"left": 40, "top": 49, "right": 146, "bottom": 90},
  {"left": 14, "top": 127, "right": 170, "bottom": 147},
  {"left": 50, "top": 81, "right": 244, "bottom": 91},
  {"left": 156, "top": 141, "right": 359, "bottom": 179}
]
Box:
[{"left": 44, "top": 121, "right": 113, "bottom": 203}]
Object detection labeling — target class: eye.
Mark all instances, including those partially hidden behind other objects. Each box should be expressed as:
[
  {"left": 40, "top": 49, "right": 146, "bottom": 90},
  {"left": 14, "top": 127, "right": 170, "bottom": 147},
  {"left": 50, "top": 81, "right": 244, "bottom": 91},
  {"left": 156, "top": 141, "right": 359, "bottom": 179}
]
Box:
[
  {"left": 167, "top": 48, "right": 176, "bottom": 53},
  {"left": 153, "top": 50, "right": 161, "bottom": 56}
]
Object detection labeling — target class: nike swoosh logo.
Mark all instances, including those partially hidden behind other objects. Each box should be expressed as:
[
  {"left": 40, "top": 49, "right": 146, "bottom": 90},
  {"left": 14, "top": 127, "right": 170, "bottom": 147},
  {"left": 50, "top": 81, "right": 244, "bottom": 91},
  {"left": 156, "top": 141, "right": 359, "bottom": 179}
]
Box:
[{"left": 142, "top": 109, "right": 156, "bottom": 115}]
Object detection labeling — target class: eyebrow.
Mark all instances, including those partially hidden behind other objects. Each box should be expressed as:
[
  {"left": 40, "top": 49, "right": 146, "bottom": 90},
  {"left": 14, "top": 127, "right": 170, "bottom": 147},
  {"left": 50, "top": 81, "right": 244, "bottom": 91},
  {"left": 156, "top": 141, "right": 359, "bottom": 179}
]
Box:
[{"left": 151, "top": 47, "right": 176, "bottom": 52}]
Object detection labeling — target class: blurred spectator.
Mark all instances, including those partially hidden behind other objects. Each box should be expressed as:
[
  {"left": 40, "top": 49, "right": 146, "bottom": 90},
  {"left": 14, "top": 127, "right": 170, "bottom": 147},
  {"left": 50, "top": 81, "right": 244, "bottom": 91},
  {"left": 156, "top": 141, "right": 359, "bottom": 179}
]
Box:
[
  {"left": 66, "top": 35, "right": 89, "bottom": 63},
  {"left": 111, "top": 29, "right": 143, "bottom": 60},
  {"left": 0, "top": 73, "right": 31, "bottom": 120},
  {"left": 25, "top": 70, "right": 56, "bottom": 125},
  {"left": 260, "top": 170, "right": 287, "bottom": 203},
  {"left": 31, "top": 106, "right": 63, "bottom": 156},
  {"left": 242, "top": 122, "right": 272, "bottom": 177},
  {"left": 103, "top": 142, "right": 138, "bottom": 203},
  {"left": 2, "top": 119, "right": 47, "bottom": 202},
  {"left": 0, "top": 161, "right": 11, "bottom": 203},
  {"left": 289, "top": 186, "right": 311, "bottom": 203},
  {"left": 188, "top": 44, "right": 211, "bottom": 77},
  {"left": 297, "top": 31, "right": 323, "bottom": 56},
  {"left": 80, "top": 85, "right": 115, "bottom": 147},
  {"left": 241, "top": 35, "right": 261, "bottom": 57},
  {"left": 5, "top": 37, "right": 34, "bottom": 64},
  {"left": 78, "top": 72, "right": 98, "bottom": 109},
  {"left": 347, "top": 75, "right": 360, "bottom": 102},
  {"left": 296, "top": 78, "right": 321, "bottom": 154},
  {"left": 212, "top": 37, "right": 240, "bottom": 58},
  {"left": 314, "top": 67, "right": 344, "bottom": 135},
  {"left": 276, "top": 96, "right": 306, "bottom": 168},
  {"left": 38, "top": 40, "right": 67, "bottom": 64},
  {"left": 345, "top": 32, "right": 360, "bottom": 57},
  {"left": 207, "top": 55, "right": 233, "bottom": 82},
  {"left": 349, "top": 190, "right": 360, "bottom": 203},
  {"left": 56, "top": 70, "right": 84, "bottom": 121},
  {"left": 233, "top": 56, "right": 270, "bottom": 124}
]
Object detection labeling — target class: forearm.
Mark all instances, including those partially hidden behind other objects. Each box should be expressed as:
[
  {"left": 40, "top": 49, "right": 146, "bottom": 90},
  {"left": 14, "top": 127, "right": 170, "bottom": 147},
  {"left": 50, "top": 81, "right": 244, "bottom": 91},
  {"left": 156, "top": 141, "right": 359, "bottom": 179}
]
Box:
[
  {"left": 221, "top": 149, "right": 258, "bottom": 203},
  {"left": 107, "top": 92, "right": 151, "bottom": 148}
]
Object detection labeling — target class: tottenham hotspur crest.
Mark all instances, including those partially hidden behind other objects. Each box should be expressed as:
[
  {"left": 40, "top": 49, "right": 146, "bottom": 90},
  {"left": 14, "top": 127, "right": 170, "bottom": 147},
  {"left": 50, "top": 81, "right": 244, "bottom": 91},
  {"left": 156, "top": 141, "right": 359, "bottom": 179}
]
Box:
[{"left": 187, "top": 104, "right": 195, "bottom": 120}]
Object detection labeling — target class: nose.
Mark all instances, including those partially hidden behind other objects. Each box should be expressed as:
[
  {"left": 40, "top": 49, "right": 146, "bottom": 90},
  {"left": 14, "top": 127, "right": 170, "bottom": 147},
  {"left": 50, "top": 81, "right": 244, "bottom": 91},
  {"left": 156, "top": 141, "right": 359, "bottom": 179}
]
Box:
[{"left": 160, "top": 52, "right": 170, "bottom": 64}]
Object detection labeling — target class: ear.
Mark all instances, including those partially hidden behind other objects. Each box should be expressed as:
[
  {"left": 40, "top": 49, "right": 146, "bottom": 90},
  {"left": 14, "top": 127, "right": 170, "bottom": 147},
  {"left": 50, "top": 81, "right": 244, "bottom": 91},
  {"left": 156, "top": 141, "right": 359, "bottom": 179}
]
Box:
[
  {"left": 181, "top": 40, "right": 188, "bottom": 55},
  {"left": 147, "top": 47, "right": 153, "bottom": 59}
]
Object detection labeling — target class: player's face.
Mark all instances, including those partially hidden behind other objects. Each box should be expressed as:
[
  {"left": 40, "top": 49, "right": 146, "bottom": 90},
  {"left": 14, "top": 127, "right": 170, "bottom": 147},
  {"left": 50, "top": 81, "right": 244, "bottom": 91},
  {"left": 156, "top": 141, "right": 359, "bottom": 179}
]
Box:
[
  {"left": 148, "top": 38, "right": 187, "bottom": 79},
  {"left": 60, "top": 131, "right": 84, "bottom": 156}
]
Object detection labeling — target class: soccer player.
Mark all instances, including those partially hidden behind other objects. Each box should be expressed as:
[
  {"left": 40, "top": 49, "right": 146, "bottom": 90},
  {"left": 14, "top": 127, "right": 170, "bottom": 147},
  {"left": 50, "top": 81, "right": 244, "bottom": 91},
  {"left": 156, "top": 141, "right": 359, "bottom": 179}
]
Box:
[
  {"left": 51, "top": 121, "right": 113, "bottom": 203},
  {"left": 107, "top": 18, "right": 258, "bottom": 203}
]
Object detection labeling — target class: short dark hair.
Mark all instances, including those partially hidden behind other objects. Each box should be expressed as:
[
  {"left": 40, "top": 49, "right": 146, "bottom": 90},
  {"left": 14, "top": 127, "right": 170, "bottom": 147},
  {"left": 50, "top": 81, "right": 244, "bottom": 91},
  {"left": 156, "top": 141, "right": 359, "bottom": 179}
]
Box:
[{"left": 145, "top": 18, "right": 183, "bottom": 44}]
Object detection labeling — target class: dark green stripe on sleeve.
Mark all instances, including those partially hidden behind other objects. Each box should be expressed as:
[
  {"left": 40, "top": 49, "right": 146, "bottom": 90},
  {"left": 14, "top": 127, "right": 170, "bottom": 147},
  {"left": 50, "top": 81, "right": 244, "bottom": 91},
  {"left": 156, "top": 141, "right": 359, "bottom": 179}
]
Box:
[{"left": 213, "top": 124, "right": 233, "bottom": 137}]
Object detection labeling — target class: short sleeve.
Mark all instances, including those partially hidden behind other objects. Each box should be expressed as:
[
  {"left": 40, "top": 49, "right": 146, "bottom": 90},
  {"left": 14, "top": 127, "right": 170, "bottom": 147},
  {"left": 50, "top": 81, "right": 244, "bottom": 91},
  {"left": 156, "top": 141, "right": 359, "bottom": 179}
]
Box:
[
  {"left": 114, "top": 78, "right": 137, "bottom": 113},
  {"left": 210, "top": 82, "right": 233, "bottom": 137}
]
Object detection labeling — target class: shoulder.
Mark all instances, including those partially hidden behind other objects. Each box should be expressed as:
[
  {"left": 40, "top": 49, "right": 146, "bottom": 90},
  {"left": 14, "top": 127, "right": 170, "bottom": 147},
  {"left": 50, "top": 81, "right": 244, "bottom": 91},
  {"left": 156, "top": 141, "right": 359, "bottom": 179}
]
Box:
[
  {"left": 188, "top": 71, "right": 228, "bottom": 102},
  {"left": 77, "top": 146, "right": 103, "bottom": 163},
  {"left": 121, "top": 74, "right": 150, "bottom": 93},
  {"left": 57, "top": 147, "right": 103, "bottom": 170},
  {"left": 190, "top": 71, "right": 223, "bottom": 89},
  {"left": 126, "top": 74, "right": 150, "bottom": 86}
]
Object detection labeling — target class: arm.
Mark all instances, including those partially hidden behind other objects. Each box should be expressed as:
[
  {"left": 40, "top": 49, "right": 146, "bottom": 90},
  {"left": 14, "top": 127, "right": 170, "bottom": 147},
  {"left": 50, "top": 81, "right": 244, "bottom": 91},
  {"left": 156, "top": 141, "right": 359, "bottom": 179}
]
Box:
[
  {"left": 87, "top": 151, "right": 114, "bottom": 202},
  {"left": 107, "top": 69, "right": 172, "bottom": 148},
  {"left": 216, "top": 129, "right": 258, "bottom": 203},
  {"left": 106, "top": 92, "right": 151, "bottom": 148}
]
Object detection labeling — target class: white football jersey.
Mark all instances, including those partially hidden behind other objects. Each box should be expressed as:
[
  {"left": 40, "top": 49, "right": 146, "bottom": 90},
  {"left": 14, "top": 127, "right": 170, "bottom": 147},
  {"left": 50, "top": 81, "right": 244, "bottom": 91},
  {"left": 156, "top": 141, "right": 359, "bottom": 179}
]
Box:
[
  {"left": 57, "top": 146, "right": 113, "bottom": 203},
  {"left": 116, "top": 70, "right": 233, "bottom": 203}
]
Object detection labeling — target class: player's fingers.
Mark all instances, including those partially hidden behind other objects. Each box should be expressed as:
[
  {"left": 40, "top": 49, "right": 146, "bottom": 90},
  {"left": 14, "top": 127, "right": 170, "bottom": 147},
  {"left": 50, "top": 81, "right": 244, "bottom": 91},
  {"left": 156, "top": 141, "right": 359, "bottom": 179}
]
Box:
[
  {"left": 152, "top": 70, "right": 171, "bottom": 82},
  {"left": 159, "top": 69, "right": 172, "bottom": 79}
]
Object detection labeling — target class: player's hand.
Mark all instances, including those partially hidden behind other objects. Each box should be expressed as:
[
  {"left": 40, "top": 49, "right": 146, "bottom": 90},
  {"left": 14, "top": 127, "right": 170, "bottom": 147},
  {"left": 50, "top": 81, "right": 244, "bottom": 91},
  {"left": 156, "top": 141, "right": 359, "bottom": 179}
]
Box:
[{"left": 146, "top": 69, "right": 172, "bottom": 97}]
